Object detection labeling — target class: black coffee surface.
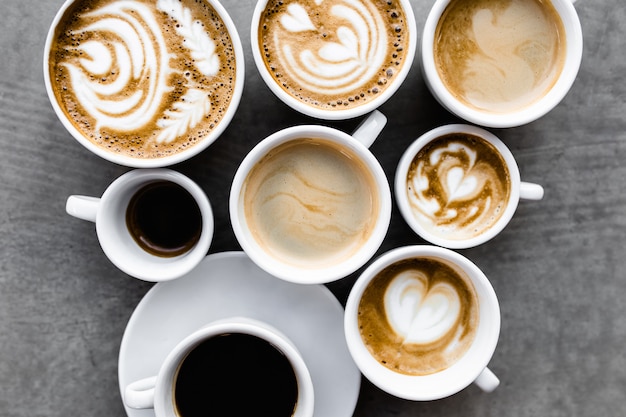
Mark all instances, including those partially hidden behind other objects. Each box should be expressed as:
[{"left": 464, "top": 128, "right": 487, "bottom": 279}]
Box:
[
  {"left": 174, "top": 333, "right": 298, "bottom": 417},
  {"left": 126, "top": 181, "right": 202, "bottom": 257}
]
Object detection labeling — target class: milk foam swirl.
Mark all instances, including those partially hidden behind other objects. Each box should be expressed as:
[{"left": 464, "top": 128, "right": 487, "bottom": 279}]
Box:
[
  {"left": 407, "top": 136, "right": 509, "bottom": 240},
  {"left": 384, "top": 270, "right": 461, "bottom": 345},
  {"left": 59, "top": 0, "right": 220, "bottom": 144},
  {"left": 273, "top": 0, "right": 387, "bottom": 95}
]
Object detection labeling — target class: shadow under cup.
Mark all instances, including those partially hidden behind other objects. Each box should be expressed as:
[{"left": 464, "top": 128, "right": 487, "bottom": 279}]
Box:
[
  {"left": 344, "top": 246, "right": 501, "bottom": 401},
  {"left": 421, "top": 0, "right": 583, "bottom": 128}
]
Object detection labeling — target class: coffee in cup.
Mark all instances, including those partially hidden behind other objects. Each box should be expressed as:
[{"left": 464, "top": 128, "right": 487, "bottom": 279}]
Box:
[
  {"left": 124, "top": 317, "right": 314, "bottom": 417},
  {"left": 230, "top": 110, "right": 391, "bottom": 284},
  {"left": 344, "top": 245, "right": 501, "bottom": 400},
  {"left": 251, "top": 0, "right": 416, "bottom": 120},
  {"left": 45, "top": 0, "right": 244, "bottom": 167},
  {"left": 395, "top": 124, "right": 544, "bottom": 249},
  {"left": 421, "top": 0, "right": 583, "bottom": 127}
]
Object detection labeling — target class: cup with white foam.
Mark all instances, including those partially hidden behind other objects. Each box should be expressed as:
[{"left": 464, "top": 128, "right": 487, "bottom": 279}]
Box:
[
  {"left": 66, "top": 169, "right": 214, "bottom": 281},
  {"left": 420, "top": 0, "right": 583, "bottom": 128},
  {"left": 44, "top": 0, "right": 244, "bottom": 167},
  {"left": 251, "top": 0, "right": 417, "bottom": 120},
  {"left": 344, "top": 245, "right": 501, "bottom": 400},
  {"left": 395, "top": 124, "right": 544, "bottom": 249},
  {"left": 229, "top": 110, "right": 391, "bottom": 284}
]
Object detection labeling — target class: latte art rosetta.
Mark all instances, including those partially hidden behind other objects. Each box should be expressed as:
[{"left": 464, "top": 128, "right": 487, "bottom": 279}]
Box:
[
  {"left": 259, "top": 0, "right": 410, "bottom": 110},
  {"left": 406, "top": 134, "right": 510, "bottom": 240},
  {"left": 48, "top": 0, "right": 237, "bottom": 159}
]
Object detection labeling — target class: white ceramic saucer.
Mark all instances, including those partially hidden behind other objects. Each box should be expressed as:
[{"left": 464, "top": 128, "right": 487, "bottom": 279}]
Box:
[{"left": 118, "top": 251, "right": 361, "bottom": 417}]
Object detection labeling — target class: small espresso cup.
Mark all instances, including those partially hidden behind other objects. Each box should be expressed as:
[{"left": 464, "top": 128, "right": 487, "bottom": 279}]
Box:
[
  {"left": 344, "top": 245, "right": 501, "bottom": 400},
  {"left": 124, "top": 317, "right": 314, "bottom": 417},
  {"left": 44, "top": 0, "right": 244, "bottom": 167},
  {"left": 230, "top": 110, "right": 391, "bottom": 284},
  {"left": 250, "top": 0, "right": 417, "bottom": 120},
  {"left": 420, "top": 0, "right": 583, "bottom": 128},
  {"left": 66, "top": 169, "right": 213, "bottom": 281},
  {"left": 395, "top": 124, "right": 544, "bottom": 249}
]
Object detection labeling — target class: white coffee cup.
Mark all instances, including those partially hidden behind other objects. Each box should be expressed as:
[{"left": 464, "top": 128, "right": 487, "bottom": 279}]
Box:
[
  {"left": 344, "top": 245, "right": 501, "bottom": 400},
  {"left": 229, "top": 110, "right": 391, "bottom": 284},
  {"left": 250, "top": 0, "right": 417, "bottom": 120},
  {"left": 395, "top": 124, "right": 544, "bottom": 249},
  {"left": 66, "top": 169, "right": 213, "bottom": 281},
  {"left": 420, "top": 0, "right": 583, "bottom": 128},
  {"left": 124, "top": 317, "right": 314, "bottom": 417},
  {"left": 44, "top": 0, "right": 244, "bottom": 167}
]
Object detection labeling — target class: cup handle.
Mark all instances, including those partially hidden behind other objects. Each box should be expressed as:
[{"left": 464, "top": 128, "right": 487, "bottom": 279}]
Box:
[
  {"left": 473, "top": 367, "right": 500, "bottom": 393},
  {"left": 351, "top": 110, "right": 387, "bottom": 148},
  {"left": 124, "top": 376, "right": 158, "bottom": 409},
  {"left": 66, "top": 195, "right": 101, "bottom": 222},
  {"left": 519, "top": 182, "right": 544, "bottom": 201}
]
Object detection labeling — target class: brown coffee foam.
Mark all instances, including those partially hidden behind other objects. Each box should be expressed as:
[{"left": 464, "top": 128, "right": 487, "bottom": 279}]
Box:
[
  {"left": 258, "top": 0, "right": 409, "bottom": 111},
  {"left": 434, "top": 0, "right": 566, "bottom": 112},
  {"left": 48, "top": 0, "right": 237, "bottom": 160},
  {"left": 358, "top": 257, "right": 479, "bottom": 376}
]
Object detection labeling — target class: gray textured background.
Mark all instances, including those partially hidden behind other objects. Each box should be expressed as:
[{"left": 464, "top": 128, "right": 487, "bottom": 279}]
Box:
[{"left": 1, "top": 0, "right": 625, "bottom": 416}]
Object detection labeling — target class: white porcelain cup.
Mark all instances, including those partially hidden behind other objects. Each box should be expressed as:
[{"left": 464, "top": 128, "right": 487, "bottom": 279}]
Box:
[
  {"left": 250, "top": 0, "right": 417, "bottom": 120},
  {"left": 124, "top": 317, "right": 314, "bottom": 417},
  {"left": 420, "top": 0, "right": 583, "bottom": 128},
  {"left": 230, "top": 110, "right": 391, "bottom": 284},
  {"left": 395, "top": 124, "right": 544, "bottom": 249},
  {"left": 44, "top": 0, "right": 244, "bottom": 167},
  {"left": 66, "top": 169, "right": 213, "bottom": 281},
  {"left": 344, "top": 245, "right": 501, "bottom": 400}
]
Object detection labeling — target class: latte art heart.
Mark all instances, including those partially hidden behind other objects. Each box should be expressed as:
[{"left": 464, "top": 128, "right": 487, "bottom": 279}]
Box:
[
  {"left": 384, "top": 270, "right": 461, "bottom": 345},
  {"left": 406, "top": 133, "right": 510, "bottom": 241}
]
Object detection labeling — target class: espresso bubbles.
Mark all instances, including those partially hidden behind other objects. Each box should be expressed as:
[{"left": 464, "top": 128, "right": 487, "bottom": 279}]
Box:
[
  {"left": 174, "top": 333, "right": 299, "bottom": 417},
  {"left": 358, "top": 257, "right": 479, "bottom": 375},
  {"left": 126, "top": 181, "right": 202, "bottom": 257}
]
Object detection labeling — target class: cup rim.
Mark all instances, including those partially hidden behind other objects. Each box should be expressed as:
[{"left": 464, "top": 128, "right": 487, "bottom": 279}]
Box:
[
  {"left": 43, "top": 0, "right": 245, "bottom": 168},
  {"left": 344, "top": 245, "right": 501, "bottom": 400},
  {"left": 420, "top": 0, "right": 583, "bottom": 128},
  {"left": 152, "top": 317, "right": 315, "bottom": 417},
  {"left": 394, "top": 124, "right": 521, "bottom": 249},
  {"left": 229, "top": 124, "right": 392, "bottom": 284},
  {"left": 250, "top": 0, "right": 417, "bottom": 120},
  {"left": 96, "top": 169, "right": 214, "bottom": 282}
]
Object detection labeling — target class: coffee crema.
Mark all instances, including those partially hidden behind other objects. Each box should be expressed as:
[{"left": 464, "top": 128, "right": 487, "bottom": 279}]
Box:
[
  {"left": 242, "top": 138, "right": 379, "bottom": 268},
  {"left": 358, "top": 257, "right": 479, "bottom": 375},
  {"left": 406, "top": 133, "right": 511, "bottom": 241},
  {"left": 258, "top": 0, "right": 410, "bottom": 110},
  {"left": 434, "top": 0, "right": 566, "bottom": 113},
  {"left": 48, "top": 0, "right": 237, "bottom": 159}
]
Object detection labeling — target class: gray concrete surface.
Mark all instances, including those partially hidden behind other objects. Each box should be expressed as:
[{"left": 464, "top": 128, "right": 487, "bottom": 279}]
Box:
[{"left": 1, "top": 0, "right": 625, "bottom": 416}]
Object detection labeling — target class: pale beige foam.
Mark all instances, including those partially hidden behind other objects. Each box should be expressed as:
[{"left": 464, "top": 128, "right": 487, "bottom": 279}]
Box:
[
  {"left": 243, "top": 139, "right": 379, "bottom": 267},
  {"left": 406, "top": 134, "right": 510, "bottom": 240},
  {"left": 435, "top": 0, "right": 566, "bottom": 113},
  {"left": 358, "top": 257, "right": 479, "bottom": 375}
]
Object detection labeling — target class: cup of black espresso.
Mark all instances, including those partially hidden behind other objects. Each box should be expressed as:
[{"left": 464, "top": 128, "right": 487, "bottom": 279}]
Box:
[
  {"left": 124, "top": 317, "right": 314, "bottom": 417},
  {"left": 65, "top": 169, "right": 213, "bottom": 281}
]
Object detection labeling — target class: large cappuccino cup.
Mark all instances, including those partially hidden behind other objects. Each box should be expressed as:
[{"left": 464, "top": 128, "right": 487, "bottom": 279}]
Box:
[
  {"left": 421, "top": 0, "right": 583, "bottom": 128},
  {"left": 230, "top": 110, "right": 391, "bottom": 284},
  {"left": 344, "top": 246, "right": 501, "bottom": 400}
]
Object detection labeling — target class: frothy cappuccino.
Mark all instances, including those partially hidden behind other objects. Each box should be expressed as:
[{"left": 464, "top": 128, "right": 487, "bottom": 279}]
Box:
[
  {"left": 257, "top": 0, "right": 411, "bottom": 111},
  {"left": 242, "top": 138, "right": 380, "bottom": 268},
  {"left": 358, "top": 256, "right": 479, "bottom": 375},
  {"left": 434, "top": 0, "right": 566, "bottom": 113},
  {"left": 405, "top": 133, "right": 511, "bottom": 241},
  {"left": 47, "top": 0, "right": 239, "bottom": 160}
]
